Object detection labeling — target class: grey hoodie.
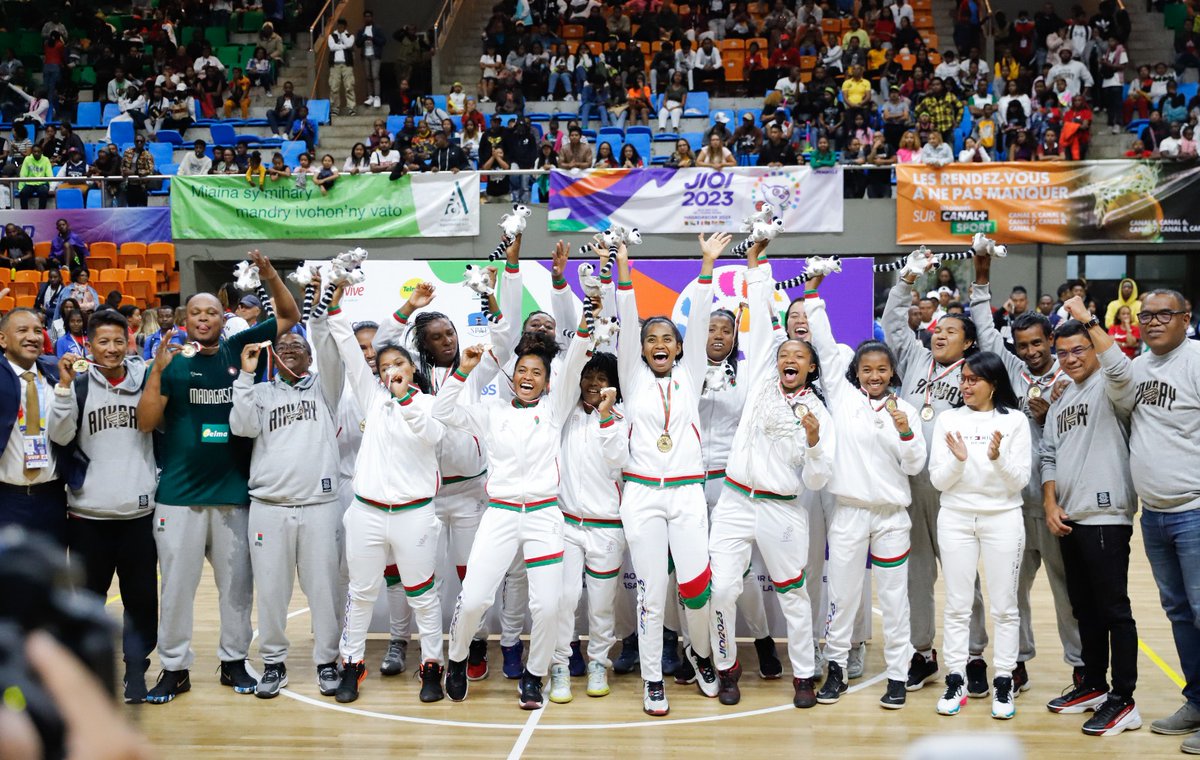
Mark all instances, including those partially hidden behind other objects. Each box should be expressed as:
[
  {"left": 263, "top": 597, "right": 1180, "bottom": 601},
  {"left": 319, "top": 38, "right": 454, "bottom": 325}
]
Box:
[
  {"left": 1099, "top": 336, "right": 1200, "bottom": 513},
  {"left": 47, "top": 359, "right": 157, "bottom": 520},
  {"left": 1040, "top": 351, "right": 1136, "bottom": 525},
  {"left": 884, "top": 279, "right": 964, "bottom": 455},
  {"left": 229, "top": 357, "right": 343, "bottom": 506}
]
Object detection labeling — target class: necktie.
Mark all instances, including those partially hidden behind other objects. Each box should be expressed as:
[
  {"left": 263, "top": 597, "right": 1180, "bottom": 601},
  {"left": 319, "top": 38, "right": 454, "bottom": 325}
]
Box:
[{"left": 22, "top": 371, "right": 41, "bottom": 480}]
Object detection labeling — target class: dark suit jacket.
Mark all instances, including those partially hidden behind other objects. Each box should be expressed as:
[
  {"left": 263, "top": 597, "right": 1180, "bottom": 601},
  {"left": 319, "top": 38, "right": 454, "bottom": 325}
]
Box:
[
  {"left": 0, "top": 355, "right": 71, "bottom": 482},
  {"left": 272, "top": 93, "right": 306, "bottom": 117}
]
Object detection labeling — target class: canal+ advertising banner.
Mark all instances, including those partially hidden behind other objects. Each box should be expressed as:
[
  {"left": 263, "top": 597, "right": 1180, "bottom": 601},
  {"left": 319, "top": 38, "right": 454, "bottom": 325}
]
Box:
[
  {"left": 896, "top": 161, "right": 1200, "bottom": 244},
  {"left": 547, "top": 166, "right": 844, "bottom": 233}
]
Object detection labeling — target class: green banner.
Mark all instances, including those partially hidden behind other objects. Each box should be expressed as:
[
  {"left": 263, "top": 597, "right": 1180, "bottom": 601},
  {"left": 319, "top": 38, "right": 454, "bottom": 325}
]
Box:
[{"left": 170, "top": 173, "right": 480, "bottom": 240}]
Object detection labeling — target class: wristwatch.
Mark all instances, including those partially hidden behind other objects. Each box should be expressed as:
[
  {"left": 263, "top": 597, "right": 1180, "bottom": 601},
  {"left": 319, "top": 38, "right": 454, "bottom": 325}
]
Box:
[{"left": 1083, "top": 316, "right": 1099, "bottom": 329}]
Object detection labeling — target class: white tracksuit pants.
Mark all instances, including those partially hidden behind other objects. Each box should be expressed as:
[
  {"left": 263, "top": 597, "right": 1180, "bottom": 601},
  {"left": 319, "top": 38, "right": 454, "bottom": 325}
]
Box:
[
  {"left": 825, "top": 502, "right": 912, "bottom": 682},
  {"left": 806, "top": 490, "right": 872, "bottom": 647},
  {"left": 938, "top": 506, "right": 1024, "bottom": 678},
  {"left": 621, "top": 482, "right": 713, "bottom": 683},
  {"left": 249, "top": 500, "right": 342, "bottom": 666},
  {"left": 1017, "top": 509, "right": 1084, "bottom": 667},
  {"left": 155, "top": 504, "right": 253, "bottom": 671},
  {"left": 340, "top": 501, "right": 442, "bottom": 665},
  {"left": 705, "top": 477, "right": 770, "bottom": 640},
  {"left": 554, "top": 515, "right": 627, "bottom": 669},
  {"left": 434, "top": 478, "right": 491, "bottom": 640},
  {"left": 708, "top": 488, "right": 815, "bottom": 677},
  {"left": 448, "top": 503, "right": 565, "bottom": 677}
]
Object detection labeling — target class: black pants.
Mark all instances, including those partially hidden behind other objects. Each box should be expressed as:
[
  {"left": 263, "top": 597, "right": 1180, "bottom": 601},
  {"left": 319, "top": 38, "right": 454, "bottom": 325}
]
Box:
[
  {"left": 0, "top": 480, "right": 66, "bottom": 543},
  {"left": 67, "top": 513, "right": 158, "bottom": 665},
  {"left": 1060, "top": 523, "right": 1138, "bottom": 697}
]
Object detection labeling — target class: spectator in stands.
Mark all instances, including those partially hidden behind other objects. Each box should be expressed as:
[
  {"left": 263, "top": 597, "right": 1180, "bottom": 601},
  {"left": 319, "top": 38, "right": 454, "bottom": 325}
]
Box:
[
  {"left": 177, "top": 140, "right": 213, "bottom": 177},
  {"left": 675, "top": 38, "right": 697, "bottom": 90},
  {"left": 532, "top": 140, "right": 557, "bottom": 199},
  {"left": 695, "top": 38, "right": 724, "bottom": 89},
  {"left": 48, "top": 219, "right": 87, "bottom": 274},
  {"left": 731, "top": 113, "right": 763, "bottom": 163},
  {"left": 461, "top": 98, "right": 487, "bottom": 135},
  {"left": 915, "top": 77, "right": 962, "bottom": 142},
  {"left": 54, "top": 310, "right": 87, "bottom": 359},
  {"left": 697, "top": 132, "right": 736, "bottom": 168},
  {"left": 38, "top": 125, "right": 64, "bottom": 166},
  {"left": 548, "top": 44, "right": 575, "bottom": 100},
  {"left": 649, "top": 42, "right": 674, "bottom": 95},
  {"left": 592, "top": 141, "right": 618, "bottom": 169},
  {"left": 290, "top": 105, "right": 317, "bottom": 154},
  {"left": 367, "top": 120, "right": 393, "bottom": 151},
  {"left": 17, "top": 143, "right": 52, "bottom": 210},
  {"left": 1157, "top": 124, "right": 1184, "bottom": 158},
  {"left": 159, "top": 85, "right": 194, "bottom": 137},
  {"left": 558, "top": 126, "right": 593, "bottom": 170},
  {"left": 896, "top": 129, "right": 921, "bottom": 162},
  {"left": 1138, "top": 109, "right": 1168, "bottom": 152},
  {"left": 328, "top": 19, "right": 357, "bottom": 117},
  {"left": 457, "top": 122, "right": 481, "bottom": 164},
  {"left": 357, "top": 11, "right": 386, "bottom": 110},
  {"left": 665, "top": 137, "right": 694, "bottom": 168},
  {"left": 505, "top": 118, "right": 538, "bottom": 201},
  {"left": 479, "top": 43, "right": 502, "bottom": 104},
  {"left": 808, "top": 135, "right": 838, "bottom": 168},
  {"left": 370, "top": 136, "right": 401, "bottom": 174},
  {"left": 410, "top": 121, "right": 436, "bottom": 160},
  {"left": 63, "top": 270, "right": 99, "bottom": 314},
  {"left": 865, "top": 132, "right": 895, "bottom": 198},
  {"left": 817, "top": 87, "right": 845, "bottom": 148},
  {"left": 1095, "top": 35, "right": 1129, "bottom": 135},
  {"left": 266, "top": 153, "right": 292, "bottom": 184},
  {"left": 579, "top": 74, "right": 612, "bottom": 131},
  {"left": 625, "top": 74, "right": 653, "bottom": 128},
  {"left": 223, "top": 68, "right": 252, "bottom": 120},
  {"left": 763, "top": 0, "right": 797, "bottom": 50},
  {"left": 1158, "top": 81, "right": 1188, "bottom": 124},
  {"left": 267, "top": 82, "right": 304, "bottom": 139},
  {"left": 1061, "top": 94, "right": 1093, "bottom": 159},
  {"left": 119, "top": 135, "right": 155, "bottom": 208},
  {"left": 55, "top": 147, "right": 89, "bottom": 199},
  {"left": 1037, "top": 128, "right": 1064, "bottom": 160},
  {"left": 142, "top": 306, "right": 175, "bottom": 360},
  {"left": 613, "top": 142, "right": 641, "bottom": 168},
  {"left": 192, "top": 45, "right": 225, "bottom": 77},
  {"left": 35, "top": 267, "right": 65, "bottom": 319},
  {"left": 1179, "top": 125, "right": 1197, "bottom": 158},
  {"left": 480, "top": 143, "right": 511, "bottom": 201},
  {"left": 106, "top": 67, "right": 133, "bottom": 106},
  {"left": 213, "top": 147, "right": 240, "bottom": 175},
  {"left": 841, "top": 65, "right": 874, "bottom": 123},
  {"left": 755, "top": 117, "right": 796, "bottom": 166},
  {"left": 1047, "top": 49, "right": 1093, "bottom": 99},
  {"left": 343, "top": 142, "right": 371, "bottom": 175},
  {"left": 8, "top": 85, "right": 49, "bottom": 134},
  {"left": 420, "top": 97, "right": 451, "bottom": 132},
  {"left": 0, "top": 224, "right": 35, "bottom": 270},
  {"left": 880, "top": 86, "right": 912, "bottom": 150},
  {"left": 958, "top": 135, "right": 991, "bottom": 162},
  {"left": 427, "top": 130, "right": 471, "bottom": 174},
  {"left": 246, "top": 48, "right": 275, "bottom": 99}
]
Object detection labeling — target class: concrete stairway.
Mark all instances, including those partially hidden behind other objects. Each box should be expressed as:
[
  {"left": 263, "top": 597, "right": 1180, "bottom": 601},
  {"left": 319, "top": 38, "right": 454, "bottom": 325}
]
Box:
[{"left": 433, "top": 0, "right": 494, "bottom": 93}]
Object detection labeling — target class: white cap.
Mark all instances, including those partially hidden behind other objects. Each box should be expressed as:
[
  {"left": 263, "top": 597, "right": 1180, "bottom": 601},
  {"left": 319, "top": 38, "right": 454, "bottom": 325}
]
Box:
[
  {"left": 937, "top": 286, "right": 953, "bottom": 296},
  {"left": 714, "top": 113, "right": 730, "bottom": 124}
]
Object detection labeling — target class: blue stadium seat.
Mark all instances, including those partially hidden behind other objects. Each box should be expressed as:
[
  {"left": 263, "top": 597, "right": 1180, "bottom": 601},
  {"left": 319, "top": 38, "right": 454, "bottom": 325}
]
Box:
[
  {"left": 148, "top": 143, "right": 174, "bottom": 166},
  {"left": 1180, "top": 82, "right": 1199, "bottom": 101},
  {"left": 101, "top": 103, "right": 122, "bottom": 126},
  {"left": 683, "top": 92, "right": 710, "bottom": 117},
  {"left": 55, "top": 188, "right": 84, "bottom": 209},
  {"left": 85, "top": 143, "right": 103, "bottom": 163},
  {"left": 85, "top": 189, "right": 104, "bottom": 208},
  {"left": 150, "top": 178, "right": 171, "bottom": 196},
  {"left": 653, "top": 132, "right": 679, "bottom": 142},
  {"left": 493, "top": 114, "right": 517, "bottom": 127},
  {"left": 627, "top": 126, "right": 652, "bottom": 138},
  {"left": 158, "top": 162, "right": 179, "bottom": 176},
  {"left": 156, "top": 129, "right": 185, "bottom": 146},
  {"left": 109, "top": 120, "right": 135, "bottom": 146},
  {"left": 450, "top": 115, "right": 463, "bottom": 130},
  {"left": 386, "top": 115, "right": 405, "bottom": 135},
  {"left": 430, "top": 95, "right": 448, "bottom": 111},
  {"left": 1126, "top": 118, "right": 1149, "bottom": 134},
  {"left": 598, "top": 132, "right": 622, "bottom": 157},
  {"left": 680, "top": 131, "right": 704, "bottom": 151},
  {"left": 307, "top": 99, "right": 331, "bottom": 124},
  {"left": 281, "top": 141, "right": 305, "bottom": 165},
  {"left": 627, "top": 132, "right": 652, "bottom": 163},
  {"left": 598, "top": 126, "right": 624, "bottom": 138},
  {"left": 210, "top": 122, "right": 239, "bottom": 147},
  {"left": 76, "top": 102, "right": 102, "bottom": 129}
]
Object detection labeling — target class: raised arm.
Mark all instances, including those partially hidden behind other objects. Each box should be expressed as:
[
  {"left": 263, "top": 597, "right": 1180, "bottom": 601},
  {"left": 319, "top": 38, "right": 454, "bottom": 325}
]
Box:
[
  {"left": 615, "top": 241, "right": 643, "bottom": 388},
  {"left": 883, "top": 271, "right": 929, "bottom": 378},
  {"left": 430, "top": 344, "right": 489, "bottom": 436},
  {"left": 307, "top": 297, "right": 344, "bottom": 412},
  {"left": 742, "top": 242, "right": 777, "bottom": 388},
  {"left": 680, "top": 232, "right": 730, "bottom": 390},
  {"left": 803, "top": 275, "right": 851, "bottom": 395},
  {"left": 550, "top": 240, "right": 580, "bottom": 347},
  {"left": 1063, "top": 296, "right": 1134, "bottom": 413},
  {"left": 229, "top": 366, "right": 264, "bottom": 439},
  {"left": 969, "top": 254, "right": 1023, "bottom": 376},
  {"left": 550, "top": 311, "right": 593, "bottom": 423},
  {"left": 46, "top": 368, "right": 79, "bottom": 447},
  {"left": 328, "top": 300, "right": 388, "bottom": 409},
  {"left": 375, "top": 280, "right": 436, "bottom": 351},
  {"left": 250, "top": 251, "right": 300, "bottom": 335}
]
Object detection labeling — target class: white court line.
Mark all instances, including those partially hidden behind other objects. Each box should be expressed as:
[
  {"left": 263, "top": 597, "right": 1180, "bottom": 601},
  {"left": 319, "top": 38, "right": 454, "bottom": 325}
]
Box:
[
  {"left": 254, "top": 606, "right": 891, "bottom": 734},
  {"left": 507, "top": 701, "right": 546, "bottom": 760}
]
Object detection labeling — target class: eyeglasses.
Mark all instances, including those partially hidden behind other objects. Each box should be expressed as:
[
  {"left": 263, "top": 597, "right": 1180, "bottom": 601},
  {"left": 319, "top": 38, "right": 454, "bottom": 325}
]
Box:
[
  {"left": 1057, "top": 345, "right": 1093, "bottom": 358},
  {"left": 960, "top": 375, "right": 984, "bottom": 387},
  {"left": 1137, "top": 310, "right": 1188, "bottom": 325}
]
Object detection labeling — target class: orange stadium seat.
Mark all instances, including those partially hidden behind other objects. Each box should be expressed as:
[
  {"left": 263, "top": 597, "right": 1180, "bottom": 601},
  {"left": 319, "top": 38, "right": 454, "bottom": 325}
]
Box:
[
  {"left": 15, "top": 295, "right": 35, "bottom": 309},
  {"left": 7, "top": 281, "right": 36, "bottom": 299},
  {"left": 118, "top": 242, "right": 148, "bottom": 269},
  {"left": 13, "top": 270, "right": 41, "bottom": 285},
  {"left": 0, "top": 295, "right": 14, "bottom": 313},
  {"left": 33, "top": 241, "right": 51, "bottom": 260},
  {"left": 89, "top": 241, "right": 117, "bottom": 271}
]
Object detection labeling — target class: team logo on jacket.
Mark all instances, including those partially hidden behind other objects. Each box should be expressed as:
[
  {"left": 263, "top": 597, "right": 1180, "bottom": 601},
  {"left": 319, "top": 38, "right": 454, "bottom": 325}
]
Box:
[
  {"left": 255, "top": 532, "right": 264, "bottom": 546},
  {"left": 157, "top": 517, "right": 167, "bottom": 532}
]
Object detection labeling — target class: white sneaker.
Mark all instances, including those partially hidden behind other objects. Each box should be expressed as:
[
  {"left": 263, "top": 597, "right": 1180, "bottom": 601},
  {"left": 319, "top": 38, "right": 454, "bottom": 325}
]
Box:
[
  {"left": 548, "top": 664, "right": 573, "bottom": 704},
  {"left": 643, "top": 680, "right": 669, "bottom": 716},
  {"left": 847, "top": 642, "right": 866, "bottom": 680},
  {"left": 991, "top": 676, "right": 1016, "bottom": 720},
  {"left": 564, "top": 94, "right": 574, "bottom": 102},
  {"left": 684, "top": 646, "right": 719, "bottom": 698},
  {"left": 363, "top": 97, "right": 374, "bottom": 107},
  {"left": 586, "top": 661, "right": 610, "bottom": 697},
  {"left": 936, "top": 674, "right": 967, "bottom": 716},
  {"left": 372, "top": 96, "right": 381, "bottom": 108}
]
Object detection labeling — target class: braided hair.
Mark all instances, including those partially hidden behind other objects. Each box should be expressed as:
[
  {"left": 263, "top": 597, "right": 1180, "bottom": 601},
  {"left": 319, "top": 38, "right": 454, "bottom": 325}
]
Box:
[
  {"left": 411, "top": 310, "right": 459, "bottom": 382},
  {"left": 514, "top": 331, "right": 559, "bottom": 375},
  {"left": 709, "top": 307, "right": 740, "bottom": 380}
]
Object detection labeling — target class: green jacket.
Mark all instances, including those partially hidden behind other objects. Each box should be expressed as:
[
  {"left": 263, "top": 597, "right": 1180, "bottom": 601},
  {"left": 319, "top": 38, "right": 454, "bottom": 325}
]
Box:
[
  {"left": 18, "top": 154, "right": 52, "bottom": 190},
  {"left": 809, "top": 150, "right": 838, "bottom": 168}
]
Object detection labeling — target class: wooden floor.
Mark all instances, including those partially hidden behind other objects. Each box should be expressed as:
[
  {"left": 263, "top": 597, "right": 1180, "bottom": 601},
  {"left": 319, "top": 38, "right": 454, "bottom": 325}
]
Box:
[{"left": 113, "top": 523, "right": 1189, "bottom": 759}]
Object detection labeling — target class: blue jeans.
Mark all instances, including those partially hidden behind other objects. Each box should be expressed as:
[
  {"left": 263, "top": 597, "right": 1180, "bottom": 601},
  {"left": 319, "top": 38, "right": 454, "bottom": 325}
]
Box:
[
  {"left": 548, "top": 72, "right": 572, "bottom": 98},
  {"left": 579, "top": 102, "right": 609, "bottom": 131},
  {"left": 1142, "top": 508, "right": 1200, "bottom": 708}
]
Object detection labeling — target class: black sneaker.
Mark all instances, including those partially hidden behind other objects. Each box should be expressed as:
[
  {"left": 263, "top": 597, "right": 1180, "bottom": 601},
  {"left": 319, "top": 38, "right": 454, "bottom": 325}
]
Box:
[
  {"left": 419, "top": 660, "right": 445, "bottom": 703},
  {"left": 754, "top": 637, "right": 783, "bottom": 680},
  {"left": 316, "top": 662, "right": 339, "bottom": 696},
  {"left": 445, "top": 659, "right": 469, "bottom": 702},
  {"left": 380, "top": 638, "right": 408, "bottom": 676},
  {"left": 219, "top": 659, "right": 258, "bottom": 694},
  {"left": 1047, "top": 682, "right": 1108, "bottom": 714},
  {"left": 718, "top": 662, "right": 742, "bottom": 705},
  {"left": 880, "top": 678, "right": 907, "bottom": 709},
  {"left": 335, "top": 660, "right": 366, "bottom": 703},
  {"left": 674, "top": 652, "right": 696, "bottom": 685},
  {"left": 685, "top": 646, "right": 719, "bottom": 697},
  {"left": 1012, "top": 661, "right": 1030, "bottom": 695},
  {"left": 966, "top": 658, "right": 989, "bottom": 698},
  {"left": 793, "top": 677, "right": 817, "bottom": 708},
  {"left": 123, "top": 658, "right": 150, "bottom": 704},
  {"left": 467, "top": 638, "right": 490, "bottom": 681},
  {"left": 256, "top": 662, "right": 288, "bottom": 699},
  {"left": 146, "top": 669, "right": 191, "bottom": 704},
  {"left": 905, "top": 650, "right": 939, "bottom": 691},
  {"left": 661, "top": 628, "right": 681, "bottom": 676},
  {"left": 613, "top": 634, "right": 639, "bottom": 674},
  {"left": 1082, "top": 695, "right": 1142, "bottom": 736},
  {"left": 518, "top": 671, "right": 544, "bottom": 710},
  {"left": 817, "top": 662, "right": 848, "bottom": 704}
]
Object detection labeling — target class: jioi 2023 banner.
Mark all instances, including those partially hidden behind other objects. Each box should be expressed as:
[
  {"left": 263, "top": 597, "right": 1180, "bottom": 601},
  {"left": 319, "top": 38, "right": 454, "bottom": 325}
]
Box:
[{"left": 896, "top": 160, "right": 1200, "bottom": 244}]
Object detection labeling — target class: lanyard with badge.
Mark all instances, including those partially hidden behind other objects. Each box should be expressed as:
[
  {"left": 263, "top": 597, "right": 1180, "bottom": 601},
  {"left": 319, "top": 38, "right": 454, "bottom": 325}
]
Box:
[{"left": 18, "top": 371, "right": 50, "bottom": 471}]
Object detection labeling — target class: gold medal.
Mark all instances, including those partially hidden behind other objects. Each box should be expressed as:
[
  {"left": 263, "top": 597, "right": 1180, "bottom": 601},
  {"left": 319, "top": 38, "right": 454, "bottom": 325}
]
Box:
[
  {"left": 1027, "top": 385, "right": 1043, "bottom": 400},
  {"left": 792, "top": 402, "right": 810, "bottom": 420},
  {"left": 656, "top": 433, "right": 673, "bottom": 453},
  {"left": 920, "top": 404, "right": 935, "bottom": 422},
  {"left": 885, "top": 397, "right": 898, "bottom": 412},
  {"left": 71, "top": 358, "right": 89, "bottom": 374},
  {"left": 359, "top": 420, "right": 366, "bottom": 432},
  {"left": 181, "top": 343, "right": 199, "bottom": 358}
]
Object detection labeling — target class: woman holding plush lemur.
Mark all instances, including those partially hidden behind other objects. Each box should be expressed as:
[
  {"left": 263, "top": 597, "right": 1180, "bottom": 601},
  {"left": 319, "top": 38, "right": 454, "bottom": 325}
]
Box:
[
  {"left": 614, "top": 232, "right": 730, "bottom": 716},
  {"left": 434, "top": 288, "right": 593, "bottom": 711},
  {"left": 804, "top": 271, "right": 928, "bottom": 711},
  {"left": 706, "top": 241, "right": 835, "bottom": 710}
]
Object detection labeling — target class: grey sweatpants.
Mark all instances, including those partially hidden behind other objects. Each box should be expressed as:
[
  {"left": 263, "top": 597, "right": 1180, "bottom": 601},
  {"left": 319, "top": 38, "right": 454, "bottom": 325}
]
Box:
[
  {"left": 249, "top": 500, "right": 342, "bottom": 666},
  {"left": 907, "top": 471, "right": 989, "bottom": 655},
  {"left": 1017, "top": 509, "right": 1084, "bottom": 667},
  {"left": 155, "top": 504, "right": 253, "bottom": 671}
]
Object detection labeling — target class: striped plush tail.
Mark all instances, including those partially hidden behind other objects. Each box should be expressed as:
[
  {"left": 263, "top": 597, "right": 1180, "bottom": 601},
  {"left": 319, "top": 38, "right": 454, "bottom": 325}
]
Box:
[
  {"left": 873, "top": 248, "right": 975, "bottom": 273},
  {"left": 311, "top": 282, "right": 337, "bottom": 319},
  {"left": 481, "top": 291, "right": 501, "bottom": 324},
  {"left": 581, "top": 296, "right": 596, "bottom": 334},
  {"left": 256, "top": 285, "right": 275, "bottom": 319},
  {"left": 774, "top": 272, "right": 816, "bottom": 291},
  {"left": 301, "top": 283, "right": 316, "bottom": 322},
  {"left": 577, "top": 241, "right": 602, "bottom": 257},
  {"left": 730, "top": 236, "right": 755, "bottom": 258},
  {"left": 488, "top": 236, "right": 511, "bottom": 262}
]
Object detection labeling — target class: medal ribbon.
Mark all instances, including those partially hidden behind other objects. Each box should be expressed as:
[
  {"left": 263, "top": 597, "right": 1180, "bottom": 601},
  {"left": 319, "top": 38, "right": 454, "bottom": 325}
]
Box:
[
  {"left": 923, "top": 358, "right": 965, "bottom": 409},
  {"left": 859, "top": 387, "right": 890, "bottom": 413},
  {"left": 1020, "top": 368, "right": 1062, "bottom": 393},
  {"left": 656, "top": 378, "right": 672, "bottom": 438}
]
